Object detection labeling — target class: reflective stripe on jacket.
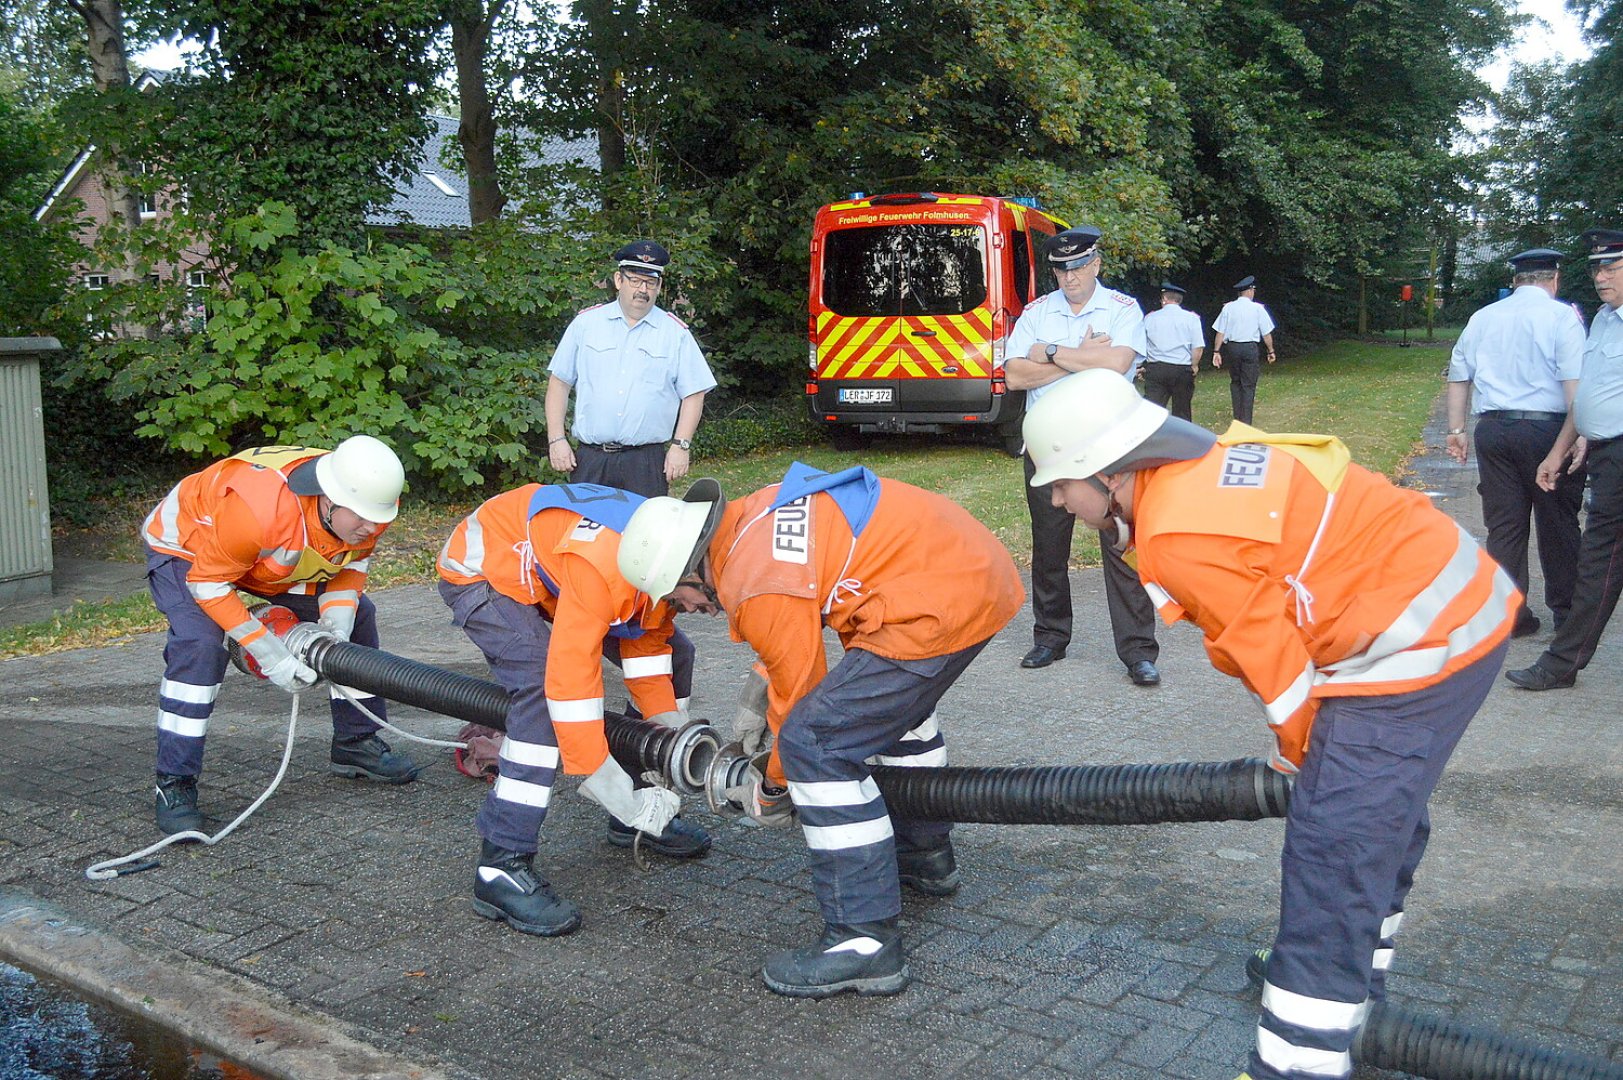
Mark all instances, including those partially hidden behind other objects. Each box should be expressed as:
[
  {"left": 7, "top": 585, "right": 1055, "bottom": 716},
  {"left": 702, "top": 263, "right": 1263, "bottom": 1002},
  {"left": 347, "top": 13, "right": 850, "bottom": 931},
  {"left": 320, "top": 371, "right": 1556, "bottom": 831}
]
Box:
[
  {"left": 142, "top": 448, "right": 376, "bottom": 646},
  {"left": 438, "top": 484, "right": 678, "bottom": 773},
  {"left": 1134, "top": 437, "right": 1518, "bottom": 771}
]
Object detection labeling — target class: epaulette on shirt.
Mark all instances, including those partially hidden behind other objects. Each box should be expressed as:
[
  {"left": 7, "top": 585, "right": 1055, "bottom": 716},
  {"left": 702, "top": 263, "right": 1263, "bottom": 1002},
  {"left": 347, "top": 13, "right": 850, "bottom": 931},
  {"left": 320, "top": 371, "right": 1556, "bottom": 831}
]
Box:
[
  {"left": 1113, "top": 292, "right": 1134, "bottom": 305},
  {"left": 577, "top": 301, "right": 607, "bottom": 314},
  {"left": 667, "top": 311, "right": 689, "bottom": 329}
]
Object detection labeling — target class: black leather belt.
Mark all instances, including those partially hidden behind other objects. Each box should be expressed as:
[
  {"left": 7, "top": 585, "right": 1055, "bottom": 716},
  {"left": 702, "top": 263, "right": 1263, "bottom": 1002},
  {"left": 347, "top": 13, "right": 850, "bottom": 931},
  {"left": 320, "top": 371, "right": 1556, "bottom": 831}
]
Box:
[
  {"left": 1478, "top": 410, "right": 1566, "bottom": 422},
  {"left": 583, "top": 442, "right": 655, "bottom": 454}
]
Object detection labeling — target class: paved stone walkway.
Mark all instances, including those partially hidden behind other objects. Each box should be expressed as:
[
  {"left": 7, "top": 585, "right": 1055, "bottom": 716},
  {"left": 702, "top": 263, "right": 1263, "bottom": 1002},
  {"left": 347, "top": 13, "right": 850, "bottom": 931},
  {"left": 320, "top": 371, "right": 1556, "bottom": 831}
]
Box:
[{"left": 1, "top": 401, "right": 1618, "bottom": 1079}]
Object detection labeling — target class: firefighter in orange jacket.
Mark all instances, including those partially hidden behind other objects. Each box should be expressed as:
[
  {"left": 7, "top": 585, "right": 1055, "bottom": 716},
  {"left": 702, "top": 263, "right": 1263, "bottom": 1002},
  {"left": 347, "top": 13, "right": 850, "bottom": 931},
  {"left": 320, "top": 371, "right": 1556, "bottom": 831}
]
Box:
[
  {"left": 437, "top": 482, "right": 706, "bottom": 938},
  {"left": 142, "top": 437, "right": 418, "bottom": 837},
  {"left": 618, "top": 465, "right": 1025, "bottom": 998},
  {"left": 1023, "top": 370, "right": 1519, "bottom": 1080}
]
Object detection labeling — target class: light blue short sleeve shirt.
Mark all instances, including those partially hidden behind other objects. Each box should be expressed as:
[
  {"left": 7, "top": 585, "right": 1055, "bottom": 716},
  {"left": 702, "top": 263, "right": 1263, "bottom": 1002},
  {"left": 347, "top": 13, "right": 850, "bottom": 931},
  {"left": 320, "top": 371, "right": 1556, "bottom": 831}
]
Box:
[
  {"left": 1212, "top": 296, "right": 1276, "bottom": 341},
  {"left": 1142, "top": 305, "right": 1205, "bottom": 366},
  {"left": 549, "top": 301, "right": 718, "bottom": 446},
  {"left": 1007, "top": 284, "right": 1147, "bottom": 405},
  {"left": 1447, "top": 286, "right": 1586, "bottom": 413},
  {"left": 1573, "top": 305, "right": 1623, "bottom": 440}
]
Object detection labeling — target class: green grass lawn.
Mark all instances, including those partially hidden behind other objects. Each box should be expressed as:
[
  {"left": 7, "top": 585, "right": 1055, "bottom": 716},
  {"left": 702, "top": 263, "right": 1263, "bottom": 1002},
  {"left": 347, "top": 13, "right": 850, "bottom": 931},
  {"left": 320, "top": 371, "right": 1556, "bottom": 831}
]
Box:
[{"left": 2, "top": 335, "right": 1455, "bottom": 658}]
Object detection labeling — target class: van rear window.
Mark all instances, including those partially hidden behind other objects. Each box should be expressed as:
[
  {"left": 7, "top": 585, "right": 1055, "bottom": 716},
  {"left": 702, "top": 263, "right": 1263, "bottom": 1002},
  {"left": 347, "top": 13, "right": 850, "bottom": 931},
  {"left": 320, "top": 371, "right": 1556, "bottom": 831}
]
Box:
[{"left": 822, "top": 224, "right": 988, "bottom": 317}]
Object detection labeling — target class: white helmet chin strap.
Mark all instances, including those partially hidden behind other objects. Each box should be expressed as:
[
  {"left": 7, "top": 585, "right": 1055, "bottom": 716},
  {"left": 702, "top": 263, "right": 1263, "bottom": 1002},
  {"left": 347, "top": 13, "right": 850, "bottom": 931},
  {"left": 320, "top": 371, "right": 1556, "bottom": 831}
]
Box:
[{"left": 1107, "top": 515, "right": 1131, "bottom": 552}]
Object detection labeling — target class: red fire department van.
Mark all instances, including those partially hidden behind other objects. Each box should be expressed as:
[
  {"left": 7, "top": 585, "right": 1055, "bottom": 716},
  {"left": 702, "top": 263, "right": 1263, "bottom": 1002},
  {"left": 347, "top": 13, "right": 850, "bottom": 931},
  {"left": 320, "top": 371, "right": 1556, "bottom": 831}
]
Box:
[{"left": 806, "top": 191, "right": 1066, "bottom": 452}]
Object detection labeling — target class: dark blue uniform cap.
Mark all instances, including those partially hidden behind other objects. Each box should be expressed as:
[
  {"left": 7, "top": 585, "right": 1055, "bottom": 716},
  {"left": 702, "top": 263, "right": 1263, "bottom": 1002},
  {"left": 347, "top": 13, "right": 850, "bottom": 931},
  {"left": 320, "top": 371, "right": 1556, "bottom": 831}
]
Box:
[
  {"left": 1580, "top": 228, "right": 1623, "bottom": 264},
  {"left": 613, "top": 239, "right": 670, "bottom": 277},
  {"left": 1509, "top": 247, "right": 1564, "bottom": 272},
  {"left": 1232, "top": 275, "right": 1256, "bottom": 290},
  {"left": 1044, "top": 227, "right": 1103, "bottom": 271},
  {"left": 1159, "top": 282, "right": 1187, "bottom": 296}
]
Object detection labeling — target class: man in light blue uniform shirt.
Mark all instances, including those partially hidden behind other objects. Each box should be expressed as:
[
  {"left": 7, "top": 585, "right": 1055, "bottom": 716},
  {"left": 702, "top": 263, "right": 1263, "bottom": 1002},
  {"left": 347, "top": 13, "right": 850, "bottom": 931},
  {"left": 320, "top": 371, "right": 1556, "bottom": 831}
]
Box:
[
  {"left": 1140, "top": 281, "right": 1205, "bottom": 421},
  {"left": 1211, "top": 275, "right": 1276, "bottom": 424},
  {"left": 1446, "top": 247, "right": 1587, "bottom": 638},
  {"left": 546, "top": 240, "right": 717, "bottom": 498},
  {"left": 1509, "top": 229, "right": 1623, "bottom": 689},
  {"left": 1004, "top": 227, "right": 1161, "bottom": 687}
]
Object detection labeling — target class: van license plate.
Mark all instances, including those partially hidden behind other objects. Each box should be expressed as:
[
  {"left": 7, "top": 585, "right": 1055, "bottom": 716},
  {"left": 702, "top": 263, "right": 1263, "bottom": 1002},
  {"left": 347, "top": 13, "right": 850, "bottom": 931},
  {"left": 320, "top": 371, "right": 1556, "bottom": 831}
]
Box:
[{"left": 839, "top": 388, "right": 893, "bottom": 404}]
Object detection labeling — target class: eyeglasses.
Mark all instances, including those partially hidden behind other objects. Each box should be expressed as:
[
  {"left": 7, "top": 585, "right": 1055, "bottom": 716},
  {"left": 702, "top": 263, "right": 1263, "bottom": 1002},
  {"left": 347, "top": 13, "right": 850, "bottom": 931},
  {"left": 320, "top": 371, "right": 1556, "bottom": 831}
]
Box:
[{"left": 1590, "top": 258, "right": 1623, "bottom": 278}]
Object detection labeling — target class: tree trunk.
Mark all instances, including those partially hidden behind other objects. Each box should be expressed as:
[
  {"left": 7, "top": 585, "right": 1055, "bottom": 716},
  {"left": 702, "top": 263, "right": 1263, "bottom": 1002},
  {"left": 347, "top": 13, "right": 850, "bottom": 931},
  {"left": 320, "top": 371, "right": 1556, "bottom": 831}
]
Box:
[
  {"left": 72, "top": 0, "right": 143, "bottom": 237},
  {"left": 449, "top": 0, "right": 508, "bottom": 225},
  {"left": 577, "top": 0, "right": 629, "bottom": 211}
]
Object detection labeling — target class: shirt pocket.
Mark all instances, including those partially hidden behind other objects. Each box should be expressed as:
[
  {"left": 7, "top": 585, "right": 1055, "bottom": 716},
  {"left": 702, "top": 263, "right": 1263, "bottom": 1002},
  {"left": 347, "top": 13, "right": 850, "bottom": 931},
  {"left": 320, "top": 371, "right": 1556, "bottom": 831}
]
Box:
[{"left": 634, "top": 344, "right": 675, "bottom": 390}]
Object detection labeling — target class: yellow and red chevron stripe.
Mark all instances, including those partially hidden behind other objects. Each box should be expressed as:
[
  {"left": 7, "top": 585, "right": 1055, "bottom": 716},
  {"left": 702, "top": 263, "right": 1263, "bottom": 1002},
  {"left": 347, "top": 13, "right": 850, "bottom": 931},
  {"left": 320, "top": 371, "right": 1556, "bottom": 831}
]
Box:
[{"left": 815, "top": 310, "right": 994, "bottom": 380}]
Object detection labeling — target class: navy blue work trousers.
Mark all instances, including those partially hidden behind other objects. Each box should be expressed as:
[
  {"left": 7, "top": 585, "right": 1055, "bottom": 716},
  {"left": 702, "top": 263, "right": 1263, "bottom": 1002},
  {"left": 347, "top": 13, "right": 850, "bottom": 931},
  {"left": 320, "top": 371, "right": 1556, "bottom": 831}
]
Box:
[
  {"left": 147, "top": 551, "right": 386, "bottom": 778},
  {"left": 776, "top": 640, "right": 988, "bottom": 927},
  {"left": 1248, "top": 640, "right": 1507, "bottom": 1080},
  {"left": 439, "top": 579, "right": 694, "bottom": 853}
]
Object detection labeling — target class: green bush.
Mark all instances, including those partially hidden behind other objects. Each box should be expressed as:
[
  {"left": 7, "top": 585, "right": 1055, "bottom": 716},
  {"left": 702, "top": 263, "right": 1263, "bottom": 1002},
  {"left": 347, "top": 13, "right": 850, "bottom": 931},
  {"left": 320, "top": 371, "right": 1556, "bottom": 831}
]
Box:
[
  {"left": 63, "top": 203, "right": 604, "bottom": 493},
  {"left": 694, "top": 393, "right": 819, "bottom": 457}
]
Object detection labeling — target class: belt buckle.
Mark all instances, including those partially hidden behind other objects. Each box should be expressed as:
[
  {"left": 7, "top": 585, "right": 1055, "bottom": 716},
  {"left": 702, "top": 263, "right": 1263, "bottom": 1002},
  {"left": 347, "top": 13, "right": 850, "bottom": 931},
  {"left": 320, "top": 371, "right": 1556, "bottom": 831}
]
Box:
[{"left": 601, "top": 442, "right": 625, "bottom": 453}]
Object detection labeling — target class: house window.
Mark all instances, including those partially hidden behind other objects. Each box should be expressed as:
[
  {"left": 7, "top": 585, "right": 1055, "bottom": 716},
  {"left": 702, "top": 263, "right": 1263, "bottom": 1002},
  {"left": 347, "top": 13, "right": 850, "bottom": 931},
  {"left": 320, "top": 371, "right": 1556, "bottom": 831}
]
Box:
[
  {"left": 185, "top": 269, "right": 209, "bottom": 331},
  {"left": 137, "top": 162, "right": 159, "bottom": 217},
  {"left": 84, "top": 273, "right": 110, "bottom": 290}
]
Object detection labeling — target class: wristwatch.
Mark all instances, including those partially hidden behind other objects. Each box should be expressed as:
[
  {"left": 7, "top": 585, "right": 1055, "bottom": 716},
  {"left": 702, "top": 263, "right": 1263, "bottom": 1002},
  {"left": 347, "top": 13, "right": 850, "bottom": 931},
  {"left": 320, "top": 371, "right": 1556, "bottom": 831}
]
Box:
[
  {"left": 1045, "top": 343, "right": 1059, "bottom": 362},
  {"left": 671, "top": 438, "right": 692, "bottom": 451},
  {"left": 1447, "top": 428, "right": 1466, "bottom": 436}
]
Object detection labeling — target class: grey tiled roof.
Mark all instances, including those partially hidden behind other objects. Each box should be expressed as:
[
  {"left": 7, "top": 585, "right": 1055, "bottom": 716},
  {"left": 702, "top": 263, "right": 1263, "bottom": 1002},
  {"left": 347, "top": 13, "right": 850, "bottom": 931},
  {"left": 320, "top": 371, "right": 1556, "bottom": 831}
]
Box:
[{"left": 366, "top": 115, "right": 596, "bottom": 229}]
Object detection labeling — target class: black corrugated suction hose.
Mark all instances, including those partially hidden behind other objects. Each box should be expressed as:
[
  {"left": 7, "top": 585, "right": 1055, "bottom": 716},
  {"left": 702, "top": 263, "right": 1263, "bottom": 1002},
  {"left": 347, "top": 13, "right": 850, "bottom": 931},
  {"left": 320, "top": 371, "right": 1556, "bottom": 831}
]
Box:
[
  {"left": 1355, "top": 1002, "right": 1623, "bottom": 1080},
  {"left": 303, "top": 635, "right": 685, "bottom": 781},
  {"left": 872, "top": 758, "right": 1291, "bottom": 824},
  {"left": 298, "top": 637, "right": 1291, "bottom": 826}
]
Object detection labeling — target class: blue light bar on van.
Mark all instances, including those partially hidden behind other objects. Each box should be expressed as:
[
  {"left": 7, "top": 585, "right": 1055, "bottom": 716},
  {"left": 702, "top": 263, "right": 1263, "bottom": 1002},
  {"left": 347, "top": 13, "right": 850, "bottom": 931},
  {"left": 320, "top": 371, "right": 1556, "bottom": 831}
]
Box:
[
  {"left": 869, "top": 192, "right": 940, "bottom": 206},
  {"left": 1005, "top": 196, "right": 1045, "bottom": 209}
]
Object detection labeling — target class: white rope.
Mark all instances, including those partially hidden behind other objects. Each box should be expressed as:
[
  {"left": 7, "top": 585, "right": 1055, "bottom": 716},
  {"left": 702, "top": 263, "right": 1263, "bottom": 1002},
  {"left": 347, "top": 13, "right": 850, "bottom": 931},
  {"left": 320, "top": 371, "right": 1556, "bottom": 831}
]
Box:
[
  {"left": 329, "top": 684, "right": 468, "bottom": 749},
  {"left": 85, "top": 693, "right": 308, "bottom": 881},
  {"left": 85, "top": 684, "right": 470, "bottom": 881}
]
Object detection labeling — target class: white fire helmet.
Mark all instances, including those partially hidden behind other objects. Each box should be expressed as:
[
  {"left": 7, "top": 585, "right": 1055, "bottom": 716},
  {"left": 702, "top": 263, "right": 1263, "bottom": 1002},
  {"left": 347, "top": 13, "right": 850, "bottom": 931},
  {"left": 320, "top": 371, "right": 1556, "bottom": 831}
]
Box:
[
  {"left": 1024, "top": 370, "right": 1213, "bottom": 487},
  {"left": 314, "top": 435, "right": 404, "bottom": 523},
  {"left": 617, "top": 478, "right": 725, "bottom": 599}
]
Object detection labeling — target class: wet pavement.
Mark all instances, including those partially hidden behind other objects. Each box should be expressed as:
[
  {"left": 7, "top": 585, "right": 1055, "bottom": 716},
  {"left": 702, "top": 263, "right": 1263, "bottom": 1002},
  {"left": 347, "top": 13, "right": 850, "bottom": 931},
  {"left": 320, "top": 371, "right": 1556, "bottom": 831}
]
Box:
[
  {"left": 1, "top": 959, "right": 265, "bottom": 1080},
  {"left": 1, "top": 402, "right": 1618, "bottom": 1080}
]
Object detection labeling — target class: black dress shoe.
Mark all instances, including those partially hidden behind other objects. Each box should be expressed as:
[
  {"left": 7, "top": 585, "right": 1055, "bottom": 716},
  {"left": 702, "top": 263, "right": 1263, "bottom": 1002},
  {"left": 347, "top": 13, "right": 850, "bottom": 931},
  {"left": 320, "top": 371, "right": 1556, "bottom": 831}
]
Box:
[
  {"left": 1504, "top": 663, "right": 1576, "bottom": 690},
  {"left": 1128, "top": 660, "right": 1161, "bottom": 686},
  {"left": 1020, "top": 644, "right": 1066, "bottom": 669},
  {"left": 1511, "top": 615, "right": 1542, "bottom": 639}
]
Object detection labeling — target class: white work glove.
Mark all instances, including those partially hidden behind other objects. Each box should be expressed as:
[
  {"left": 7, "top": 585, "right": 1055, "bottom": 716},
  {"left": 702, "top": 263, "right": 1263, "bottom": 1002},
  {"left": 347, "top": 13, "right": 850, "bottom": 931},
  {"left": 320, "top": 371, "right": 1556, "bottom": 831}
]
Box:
[
  {"left": 644, "top": 710, "right": 687, "bottom": 730},
  {"left": 725, "top": 765, "right": 796, "bottom": 828},
  {"left": 317, "top": 593, "right": 358, "bottom": 641},
  {"left": 260, "top": 652, "right": 320, "bottom": 693},
  {"left": 579, "top": 756, "right": 680, "bottom": 835},
  {"left": 732, "top": 664, "right": 772, "bottom": 757},
  {"left": 241, "top": 631, "right": 319, "bottom": 692}
]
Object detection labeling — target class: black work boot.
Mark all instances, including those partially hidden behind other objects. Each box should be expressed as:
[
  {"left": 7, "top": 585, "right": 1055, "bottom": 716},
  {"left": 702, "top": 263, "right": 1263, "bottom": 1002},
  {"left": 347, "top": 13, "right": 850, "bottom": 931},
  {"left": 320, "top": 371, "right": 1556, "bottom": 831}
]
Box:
[
  {"left": 154, "top": 772, "right": 205, "bottom": 836},
  {"left": 762, "top": 920, "right": 909, "bottom": 998},
  {"left": 606, "top": 814, "right": 712, "bottom": 858},
  {"left": 330, "top": 734, "right": 421, "bottom": 784},
  {"left": 472, "top": 840, "right": 582, "bottom": 937},
  {"left": 1245, "top": 946, "right": 1271, "bottom": 990},
  {"left": 896, "top": 836, "right": 960, "bottom": 897}
]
